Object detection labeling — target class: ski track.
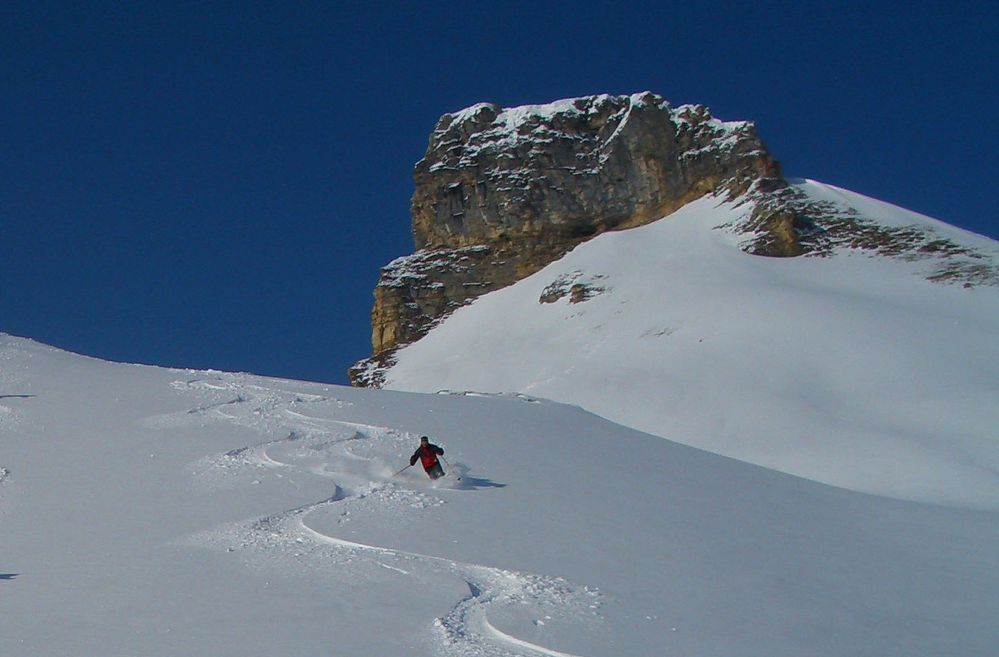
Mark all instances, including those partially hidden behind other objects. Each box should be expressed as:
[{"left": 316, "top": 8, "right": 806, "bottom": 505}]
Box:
[{"left": 161, "top": 374, "right": 600, "bottom": 657}]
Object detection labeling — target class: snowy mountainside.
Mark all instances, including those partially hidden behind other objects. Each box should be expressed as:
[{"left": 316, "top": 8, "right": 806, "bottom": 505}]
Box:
[
  {"left": 383, "top": 179, "right": 999, "bottom": 511},
  {"left": 2, "top": 334, "right": 998, "bottom": 656}
]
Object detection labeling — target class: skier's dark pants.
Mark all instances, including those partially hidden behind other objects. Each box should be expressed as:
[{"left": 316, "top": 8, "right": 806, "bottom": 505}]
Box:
[{"left": 425, "top": 462, "right": 445, "bottom": 480}]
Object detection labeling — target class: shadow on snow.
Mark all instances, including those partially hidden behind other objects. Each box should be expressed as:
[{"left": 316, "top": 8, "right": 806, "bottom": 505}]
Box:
[
  {"left": 456, "top": 475, "right": 507, "bottom": 490},
  {"left": 445, "top": 463, "right": 507, "bottom": 490}
]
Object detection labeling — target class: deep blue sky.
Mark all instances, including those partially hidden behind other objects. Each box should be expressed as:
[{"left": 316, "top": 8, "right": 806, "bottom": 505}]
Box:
[{"left": 3, "top": 1, "right": 997, "bottom": 384}]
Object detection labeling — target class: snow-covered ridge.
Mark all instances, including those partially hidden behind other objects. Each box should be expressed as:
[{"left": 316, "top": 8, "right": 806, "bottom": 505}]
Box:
[
  {"left": 730, "top": 178, "right": 999, "bottom": 285},
  {"left": 796, "top": 178, "right": 999, "bottom": 253},
  {"left": 385, "top": 183, "right": 999, "bottom": 511}
]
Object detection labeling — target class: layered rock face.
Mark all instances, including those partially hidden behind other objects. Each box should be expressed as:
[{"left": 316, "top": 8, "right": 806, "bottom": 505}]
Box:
[
  {"left": 349, "top": 92, "right": 790, "bottom": 385},
  {"left": 350, "top": 91, "right": 998, "bottom": 385},
  {"left": 409, "top": 93, "right": 780, "bottom": 251}
]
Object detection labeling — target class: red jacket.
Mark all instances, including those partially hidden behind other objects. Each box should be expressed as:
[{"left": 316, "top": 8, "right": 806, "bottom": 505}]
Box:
[{"left": 411, "top": 443, "right": 444, "bottom": 469}]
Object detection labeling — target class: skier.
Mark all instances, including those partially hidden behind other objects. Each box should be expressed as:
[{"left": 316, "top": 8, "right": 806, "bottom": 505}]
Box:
[{"left": 410, "top": 435, "right": 445, "bottom": 480}]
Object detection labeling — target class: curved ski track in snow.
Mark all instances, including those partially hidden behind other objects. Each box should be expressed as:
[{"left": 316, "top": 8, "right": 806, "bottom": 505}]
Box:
[{"left": 165, "top": 374, "right": 599, "bottom": 657}]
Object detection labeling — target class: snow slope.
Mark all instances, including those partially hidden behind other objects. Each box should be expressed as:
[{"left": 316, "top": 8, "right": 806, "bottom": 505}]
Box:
[
  {"left": 1, "top": 334, "right": 998, "bottom": 656},
  {"left": 384, "top": 180, "right": 999, "bottom": 511}
]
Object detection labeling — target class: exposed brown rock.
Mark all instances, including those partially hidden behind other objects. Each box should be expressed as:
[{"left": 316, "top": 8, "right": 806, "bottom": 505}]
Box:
[
  {"left": 736, "top": 182, "right": 999, "bottom": 280},
  {"left": 349, "top": 92, "right": 785, "bottom": 386},
  {"left": 539, "top": 271, "right": 608, "bottom": 305},
  {"left": 409, "top": 93, "right": 780, "bottom": 253},
  {"left": 349, "top": 92, "right": 997, "bottom": 386}
]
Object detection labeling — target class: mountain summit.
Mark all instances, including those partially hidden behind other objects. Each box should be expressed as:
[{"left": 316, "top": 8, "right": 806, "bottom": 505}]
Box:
[
  {"left": 351, "top": 92, "right": 997, "bottom": 387},
  {"left": 352, "top": 92, "right": 781, "bottom": 385}
]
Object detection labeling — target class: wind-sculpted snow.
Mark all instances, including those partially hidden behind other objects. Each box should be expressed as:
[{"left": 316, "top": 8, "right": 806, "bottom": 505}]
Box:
[{"left": 169, "top": 375, "right": 601, "bottom": 657}]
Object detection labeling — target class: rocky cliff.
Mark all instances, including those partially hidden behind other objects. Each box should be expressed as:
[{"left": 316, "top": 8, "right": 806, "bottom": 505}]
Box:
[
  {"left": 349, "top": 92, "right": 996, "bottom": 386},
  {"left": 348, "top": 92, "right": 786, "bottom": 385}
]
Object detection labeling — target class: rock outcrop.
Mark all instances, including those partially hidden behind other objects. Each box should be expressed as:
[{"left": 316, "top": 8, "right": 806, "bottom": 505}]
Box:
[
  {"left": 349, "top": 91, "right": 996, "bottom": 386},
  {"left": 349, "top": 92, "right": 791, "bottom": 385},
  {"left": 408, "top": 93, "right": 780, "bottom": 251}
]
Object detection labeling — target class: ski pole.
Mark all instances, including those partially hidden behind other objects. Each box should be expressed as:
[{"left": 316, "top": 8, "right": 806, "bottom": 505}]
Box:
[
  {"left": 440, "top": 455, "right": 460, "bottom": 481},
  {"left": 392, "top": 464, "right": 412, "bottom": 477}
]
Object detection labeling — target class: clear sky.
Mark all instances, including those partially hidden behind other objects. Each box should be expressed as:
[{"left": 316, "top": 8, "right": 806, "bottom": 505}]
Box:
[{"left": 3, "top": 1, "right": 997, "bottom": 384}]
